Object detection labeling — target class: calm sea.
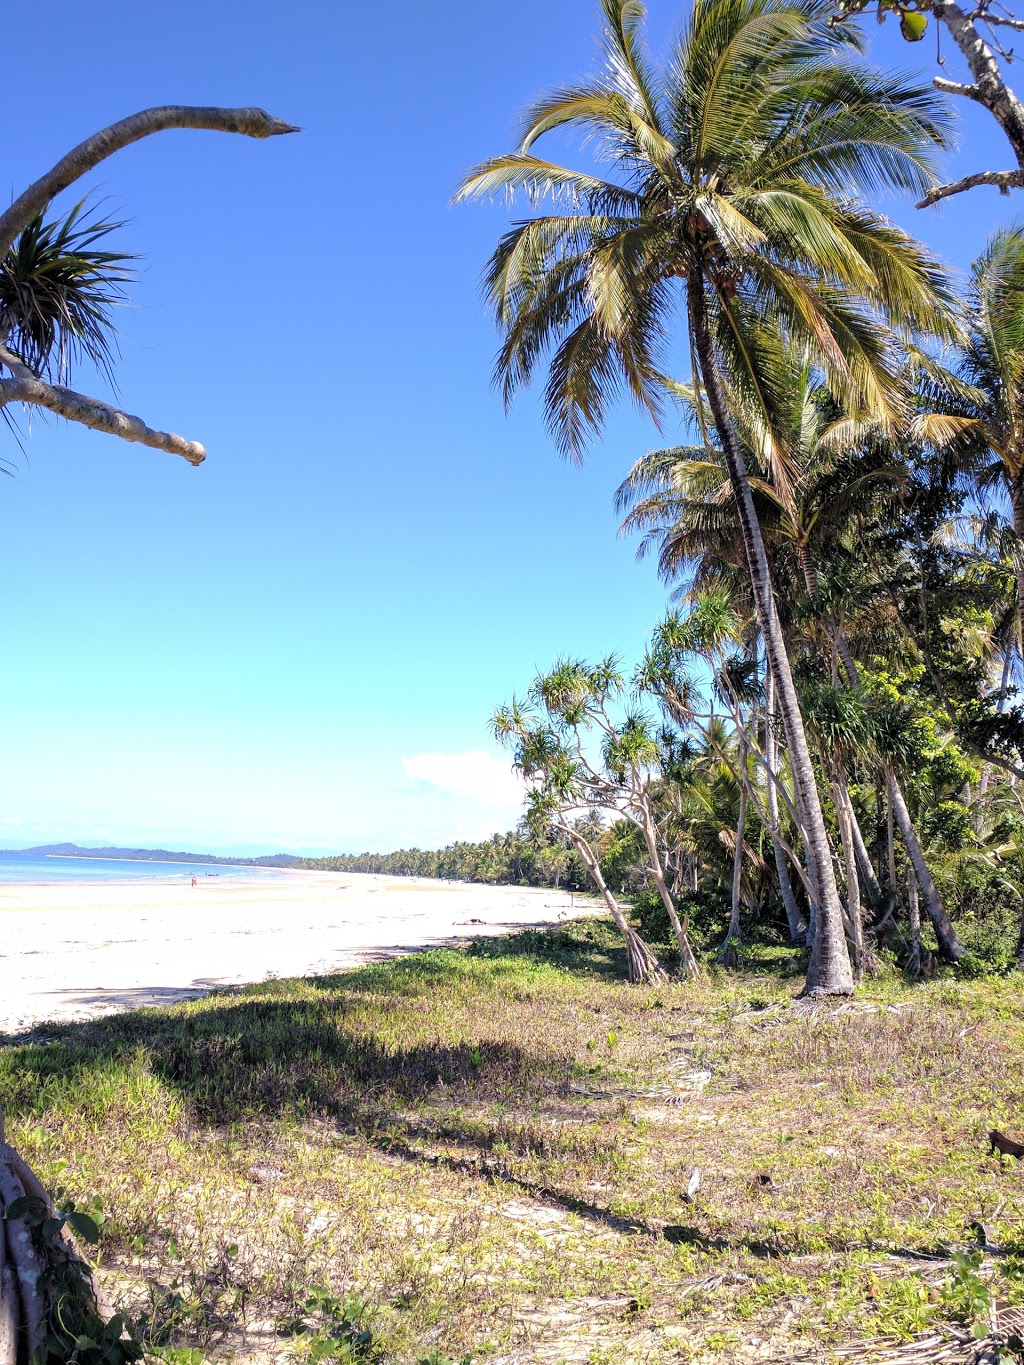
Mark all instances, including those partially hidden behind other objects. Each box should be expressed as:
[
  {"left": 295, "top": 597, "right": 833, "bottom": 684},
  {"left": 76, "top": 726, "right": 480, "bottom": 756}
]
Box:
[{"left": 0, "top": 852, "right": 292, "bottom": 886}]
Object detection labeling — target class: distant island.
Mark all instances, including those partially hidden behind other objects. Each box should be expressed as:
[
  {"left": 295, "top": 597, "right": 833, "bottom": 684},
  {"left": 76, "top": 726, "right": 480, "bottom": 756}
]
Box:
[{"left": 7, "top": 843, "right": 302, "bottom": 868}]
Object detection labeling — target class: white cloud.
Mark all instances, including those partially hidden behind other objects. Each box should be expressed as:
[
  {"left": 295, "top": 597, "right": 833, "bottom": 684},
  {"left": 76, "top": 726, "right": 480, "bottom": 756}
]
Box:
[{"left": 402, "top": 749, "right": 524, "bottom": 809}]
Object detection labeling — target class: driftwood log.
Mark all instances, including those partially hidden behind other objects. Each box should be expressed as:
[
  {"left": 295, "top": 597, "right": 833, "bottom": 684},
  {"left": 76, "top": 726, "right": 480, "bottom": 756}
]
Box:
[{"left": 0, "top": 1112, "right": 135, "bottom": 1365}]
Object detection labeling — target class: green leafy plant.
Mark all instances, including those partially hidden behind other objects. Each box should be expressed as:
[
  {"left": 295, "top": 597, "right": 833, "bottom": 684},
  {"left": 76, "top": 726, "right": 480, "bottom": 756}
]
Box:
[
  {"left": 296, "top": 1289, "right": 383, "bottom": 1364},
  {"left": 942, "top": 1251, "right": 994, "bottom": 1340},
  {"left": 3, "top": 1190, "right": 143, "bottom": 1365}
]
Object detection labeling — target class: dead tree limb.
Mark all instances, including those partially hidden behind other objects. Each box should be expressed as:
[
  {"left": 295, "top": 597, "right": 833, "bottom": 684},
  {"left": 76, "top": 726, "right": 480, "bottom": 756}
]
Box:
[{"left": 0, "top": 106, "right": 299, "bottom": 258}]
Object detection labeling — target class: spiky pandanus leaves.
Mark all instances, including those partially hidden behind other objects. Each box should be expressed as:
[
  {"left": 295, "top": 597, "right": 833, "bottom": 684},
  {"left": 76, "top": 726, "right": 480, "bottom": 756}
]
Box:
[
  {"left": 0, "top": 201, "right": 135, "bottom": 388},
  {"left": 493, "top": 667, "right": 674, "bottom": 983}
]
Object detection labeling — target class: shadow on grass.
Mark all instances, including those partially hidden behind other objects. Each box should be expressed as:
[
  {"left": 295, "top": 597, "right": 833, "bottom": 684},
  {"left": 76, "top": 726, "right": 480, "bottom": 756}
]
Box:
[
  {"left": 729, "top": 945, "right": 809, "bottom": 979},
  {"left": 0, "top": 921, "right": 812, "bottom": 1254},
  {"left": 0, "top": 987, "right": 659, "bottom": 1242}
]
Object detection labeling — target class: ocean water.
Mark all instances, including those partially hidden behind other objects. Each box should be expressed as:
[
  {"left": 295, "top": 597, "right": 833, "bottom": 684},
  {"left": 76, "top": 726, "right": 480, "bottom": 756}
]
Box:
[{"left": 0, "top": 852, "right": 292, "bottom": 885}]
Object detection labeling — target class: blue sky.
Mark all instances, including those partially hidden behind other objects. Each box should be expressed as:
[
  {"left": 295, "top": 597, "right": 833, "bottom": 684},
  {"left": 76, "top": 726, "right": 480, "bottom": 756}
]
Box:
[{"left": 0, "top": 0, "right": 1013, "bottom": 855}]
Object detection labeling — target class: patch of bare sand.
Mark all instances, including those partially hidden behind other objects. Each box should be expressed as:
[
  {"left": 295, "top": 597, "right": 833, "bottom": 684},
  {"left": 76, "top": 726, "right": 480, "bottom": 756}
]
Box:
[{"left": 0, "top": 870, "right": 588, "bottom": 1033}]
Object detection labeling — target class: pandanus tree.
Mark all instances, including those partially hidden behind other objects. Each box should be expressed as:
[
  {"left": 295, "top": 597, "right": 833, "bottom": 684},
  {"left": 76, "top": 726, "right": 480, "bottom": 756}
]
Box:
[
  {"left": 0, "top": 105, "right": 295, "bottom": 1365},
  {"left": 457, "top": 0, "right": 959, "bottom": 995},
  {"left": 639, "top": 588, "right": 765, "bottom": 956},
  {"left": 493, "top": 657, "right": 701, "bottom": 979},
  {"left": 642, "top": 591, "right": 815, "bottom": 944}
]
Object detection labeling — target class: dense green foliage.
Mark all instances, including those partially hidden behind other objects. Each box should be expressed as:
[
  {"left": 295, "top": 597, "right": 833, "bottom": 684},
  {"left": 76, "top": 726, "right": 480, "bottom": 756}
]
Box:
[{"left": 300, "top": 832, "right": 587, "bottom": 890}]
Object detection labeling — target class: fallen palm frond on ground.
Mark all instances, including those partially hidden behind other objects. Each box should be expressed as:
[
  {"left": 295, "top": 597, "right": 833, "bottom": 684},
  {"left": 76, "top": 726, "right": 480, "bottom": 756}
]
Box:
[{"left": 2, "top": 920, "right": 1024, "bottom": 1363}]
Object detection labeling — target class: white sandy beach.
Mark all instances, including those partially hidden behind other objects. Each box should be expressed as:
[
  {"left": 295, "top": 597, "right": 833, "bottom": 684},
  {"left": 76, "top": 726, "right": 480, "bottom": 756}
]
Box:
[{"left": 0, "top": 869, "right": 587, "bottom": 1035}]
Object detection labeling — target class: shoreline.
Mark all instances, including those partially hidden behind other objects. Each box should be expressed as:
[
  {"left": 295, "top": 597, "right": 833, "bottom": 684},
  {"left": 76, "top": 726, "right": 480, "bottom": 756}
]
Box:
[
  {"left": 1, "top": 852, "right": 301, "bottom": 870},
  {"left": 0, "top": 870, "right": 589, "bottom": 1035}
]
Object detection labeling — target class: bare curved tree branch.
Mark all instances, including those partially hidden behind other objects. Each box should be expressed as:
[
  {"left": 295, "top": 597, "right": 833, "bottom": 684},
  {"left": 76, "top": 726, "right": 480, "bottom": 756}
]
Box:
[
  {"left": 0, "top": 342, "right": 205, "bottom": 464},
  {"left": 917, "top": 166, "right": 1024, "bottom": 205},
  {"left": 0, "top": 106, "right": 299, "bottom": 258},
  {"left": 974, "top": 8, "right": 1024, "bottom": 31},
  {"left": 933, "top": 76, "right": 983, "bottom": 99}
]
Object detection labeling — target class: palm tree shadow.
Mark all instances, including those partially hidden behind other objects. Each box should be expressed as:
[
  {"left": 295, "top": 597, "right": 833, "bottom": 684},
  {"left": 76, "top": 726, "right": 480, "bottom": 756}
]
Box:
[{"left": 0, "top": 984, "right": 666, "bottom": 1244}]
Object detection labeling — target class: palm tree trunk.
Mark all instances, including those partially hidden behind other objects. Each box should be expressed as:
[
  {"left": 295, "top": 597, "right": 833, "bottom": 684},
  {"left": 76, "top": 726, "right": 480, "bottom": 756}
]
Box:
[
  {"left": 833, "top": 776, "right": 864, "bottom": 977},
  {"left": 795, "top": 543, "right": 962, "bottom": 958},
  {"left": 636, "top": 804, "right": 700, "bottom": 977},
  {"left": 688, "top": 274, "right": 853, "bottom": 995},
  {"left": 907, "top": 865, "right": 923, "bottom": 976},
  {"left": 721, "top": 728, "right": 748, "bottom": 965},
  {"left": 884, "top": 767, "right": 963, "bottom": 961},
  {"left": 764, "top": 670, "right": 808, "bottom": 943},
  {"left": 568, "top": 833, "right": 668, "bottom": 984}
]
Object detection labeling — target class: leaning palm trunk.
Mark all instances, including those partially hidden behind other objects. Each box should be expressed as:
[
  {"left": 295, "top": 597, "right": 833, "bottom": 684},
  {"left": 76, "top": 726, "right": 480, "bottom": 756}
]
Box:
[
  {"left": 885, "top": 768, "right": 964, "bottom": 961},
  {"left": 764, "top": 670, "right": 808, "bottom": 943},
  {"left": 907, "top": 867, "right": 923, "bottom": 976},
  {"left": 796, "top": 547, "right": 963, "bottom": 960},
  {"left": 688, "top": 276, "right": 853, "bottom": 995},
  {"left": 833, "top": 765, "right": 881, "bottom": 976},
  {"left": 637, "top": 810, "right": 700, "bottom": 977},
  {"left": 833, "top": 777, "right": 865, "bottom": 977},
  {"left": 569, "top": 834, "right": 667, "bottom": 984}
]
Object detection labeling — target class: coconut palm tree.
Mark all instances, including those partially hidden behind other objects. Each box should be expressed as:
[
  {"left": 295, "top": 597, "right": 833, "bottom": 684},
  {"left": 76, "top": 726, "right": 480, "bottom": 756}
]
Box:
[{"left": 457, "top": 0, "right": 958, "bottom": 994}]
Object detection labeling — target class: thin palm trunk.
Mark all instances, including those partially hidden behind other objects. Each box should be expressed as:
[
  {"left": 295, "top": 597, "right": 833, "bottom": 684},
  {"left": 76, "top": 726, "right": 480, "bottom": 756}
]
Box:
[
  {"left": 886, "top": 767, "right": 964, "bottom": 961},
  {"left": 907, "top": 865, "right": 923, "bottom": 976},
  {"left": 568, "top": 832, "right": 667, "bottom": 984},
  {"left": 833, "top": 776, "right": 864, "bottom": 977},
  {"left": 688, "top": 274, "right": 853, "bottom": 995},
  {"left": 765, "top": 668, "right": 808, "bottom": 942},
  {"left": 721, "top": 727, "right": 748, "bottom": 964},
  {"left": 796, "top": 544, "right": 963, "bottom": 959}
]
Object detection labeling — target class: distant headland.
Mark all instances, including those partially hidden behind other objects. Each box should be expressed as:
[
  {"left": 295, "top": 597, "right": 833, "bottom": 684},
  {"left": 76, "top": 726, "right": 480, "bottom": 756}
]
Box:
[{"left": 4, "top": 842, "right": 303, "bottom": 868}]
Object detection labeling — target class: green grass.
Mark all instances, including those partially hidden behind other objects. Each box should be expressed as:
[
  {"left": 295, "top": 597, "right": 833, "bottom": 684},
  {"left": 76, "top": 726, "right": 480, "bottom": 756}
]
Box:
[{"left": 2, "top": 919, "right": 1024, "bottom": 1363}]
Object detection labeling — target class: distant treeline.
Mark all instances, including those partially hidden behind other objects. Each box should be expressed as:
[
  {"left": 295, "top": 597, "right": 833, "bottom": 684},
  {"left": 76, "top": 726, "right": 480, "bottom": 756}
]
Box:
[
  {"left": 18, "top": 843, "right": 302, "bottom": 868},
  {"left": 299, "top": 831, "right": 592, "bottom": 890}
]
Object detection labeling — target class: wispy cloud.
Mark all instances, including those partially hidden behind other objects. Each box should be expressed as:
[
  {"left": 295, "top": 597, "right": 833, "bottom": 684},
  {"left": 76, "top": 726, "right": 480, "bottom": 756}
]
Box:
[{"left": 402, "top": 749, "right": 523, "bottom": 809}]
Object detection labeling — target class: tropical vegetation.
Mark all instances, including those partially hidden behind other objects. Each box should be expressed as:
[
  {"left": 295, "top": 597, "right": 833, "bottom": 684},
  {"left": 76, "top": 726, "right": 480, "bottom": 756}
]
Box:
[{"left": 448, "top": 0, "right": 1024, "bottom": 997}]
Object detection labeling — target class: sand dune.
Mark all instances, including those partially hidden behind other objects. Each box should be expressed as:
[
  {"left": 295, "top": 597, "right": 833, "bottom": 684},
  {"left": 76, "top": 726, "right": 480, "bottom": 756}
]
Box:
[{"left": 0, "top": 869, "right": 587, "bottom": 1034}]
